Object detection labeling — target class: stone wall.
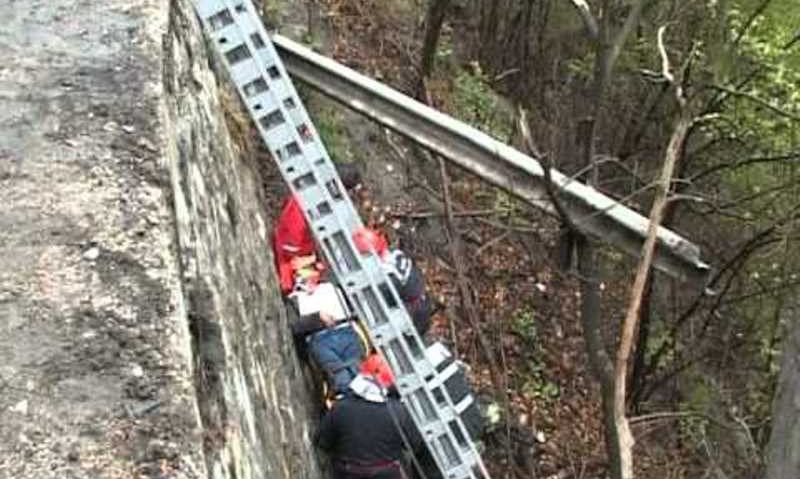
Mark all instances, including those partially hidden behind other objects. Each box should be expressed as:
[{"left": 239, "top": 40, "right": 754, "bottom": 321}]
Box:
[
  {"left": 162, "top": 1, "right": 323, "bottom": 478},
  {"left": 0, "top": 0, "right": 322, "bottom": 478}
]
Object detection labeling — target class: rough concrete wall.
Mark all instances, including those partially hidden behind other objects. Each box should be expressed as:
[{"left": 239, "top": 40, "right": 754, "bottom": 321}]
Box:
[
  {"left": 0, "top": 0, "right": 205, "bottom": 477},
  {"left": 1, "top": 0, "right": 322, "bottom": 478},
  {"left": 162, "top": 1, "right": 322, "bottom": 479}
]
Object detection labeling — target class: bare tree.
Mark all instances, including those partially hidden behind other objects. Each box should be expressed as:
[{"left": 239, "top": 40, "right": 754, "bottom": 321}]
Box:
[
  {"left": 612, "top": 26, "right": 692, "bottom": 479},
  {"left": 764, "top": 313, "right": 800, "bottom": 479},
  {"left": 564, "top": 1, "right": 646, "bottom": 477},
  {"left": 417, "top": 0, "right": 451, "bottom": 98}
]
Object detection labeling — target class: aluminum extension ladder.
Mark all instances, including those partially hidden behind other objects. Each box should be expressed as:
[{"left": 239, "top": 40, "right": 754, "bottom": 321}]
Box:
[{"left": 193, "top": 1, "right": 490, "bottom": 478}]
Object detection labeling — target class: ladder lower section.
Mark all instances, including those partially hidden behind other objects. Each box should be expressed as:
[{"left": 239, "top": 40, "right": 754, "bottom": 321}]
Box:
[{"left": 193, "top": 1, "right": 490, "bottom": 478}]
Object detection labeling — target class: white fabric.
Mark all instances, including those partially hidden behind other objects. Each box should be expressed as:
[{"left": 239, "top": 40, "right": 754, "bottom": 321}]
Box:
[
  {"left": 349, "top": 374, "right": 386, "bottom": 403},
  {"left": 382, "top": 249, "right": 412, "bottom": 284},
  {"left": 425, "top": 341, "right": 452, "bottom": 368},
  {"left": 291, "top": 282, "right": 349, "bottom": 319}
]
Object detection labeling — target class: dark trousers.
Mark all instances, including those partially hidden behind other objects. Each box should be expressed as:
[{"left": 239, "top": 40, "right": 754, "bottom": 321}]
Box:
[{"left": 408, "top": 296, "right": 431, "bottom": 337}]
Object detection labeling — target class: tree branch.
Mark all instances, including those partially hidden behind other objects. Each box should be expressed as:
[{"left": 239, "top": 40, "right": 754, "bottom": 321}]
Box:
[
  {"left": 708, "top": 84, "right": 800, "bottom": 122},
  {"left": 517, "top": 107, "right": 580, "bottom": 233},
  {"left": 390, "top": 208, "right": 511, "bottom": 220},
  {"left": 611, "top": 25, "right": 692, "bottom": 479},
  {"left": 567, "top": 0, "right": 600, "bottom": 39},
  {"left": 688, "top": 152, "right": 800, "bottom": 183},
  {"left": 732, "top": 0, "right": 773, "bottom": 46},
  {"left": 606, "top": 0, "right": 647, "bottom": 75}
]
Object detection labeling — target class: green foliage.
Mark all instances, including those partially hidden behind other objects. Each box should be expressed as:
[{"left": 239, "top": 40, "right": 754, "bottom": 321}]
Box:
[
  {"left": 678, "top": 376, "right": 714, "bottom": 442},
  {"left": 521, "top": 376, "right": 561, "bottom": 402},
  {"left": 510, "top": 306, "right": 561, "bottom": 403},
  {"left": 711, "top": 0, "right": 800, "bottom": 152},
  {"left": 565, "top": 51, "right": 595, "bottom": 83},
  {"left": 511, "top": 305, "right": 537, "bottom": 341},
  {"left": 312, "top": 107, "right": 351, "bottom": 164},
  {"left": 262, "top": 0, "right": 288, "bottom": 24},
  {"left": 492, "top": 190, "right": 520, "bottom": 218},
  {"left": 451, "top": 62, "right": 514, "bottom": 141},
  {"left": 435, "top": 33, "right": 454, "bottom": 62}
]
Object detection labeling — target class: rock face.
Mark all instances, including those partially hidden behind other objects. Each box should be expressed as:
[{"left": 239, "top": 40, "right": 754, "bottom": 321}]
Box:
[
  {"left": 0, "top": 0, "right": 321, "bottom": 478},
  {"left": 162, "top": 1, "right": 323, "bottom": 478}
]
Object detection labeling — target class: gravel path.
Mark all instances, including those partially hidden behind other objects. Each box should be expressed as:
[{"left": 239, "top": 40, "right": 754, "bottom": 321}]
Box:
[{"left": 0, "top": 1, "right": 204, "bottom": 477}]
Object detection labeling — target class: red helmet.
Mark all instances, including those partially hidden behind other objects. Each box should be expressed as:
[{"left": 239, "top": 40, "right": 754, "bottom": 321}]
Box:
[
  {"left": 359, "top": 352, "right": 395, "bottom": 388},
  {"left": 353, "top": 227, "right": 388, "bottom": 257}
]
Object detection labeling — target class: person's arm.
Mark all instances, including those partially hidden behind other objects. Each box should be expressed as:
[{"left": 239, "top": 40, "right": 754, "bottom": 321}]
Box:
[
  {"left": 315, "top": 404, "right": 338, "bottom": 452},
  {"left": 395, "top": 400, "right": 425, "bottom": 454},
  {"left": 290, "top": 312, "right": 337, "bottom": 336},
  {"left": 278, "top": 261, "right": 296, "bottom": 294}
]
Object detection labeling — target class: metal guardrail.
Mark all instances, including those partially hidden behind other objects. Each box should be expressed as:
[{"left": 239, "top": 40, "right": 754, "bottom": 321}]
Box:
[{"left": 272, "top": 34, "right": 711, "bottom": 283}]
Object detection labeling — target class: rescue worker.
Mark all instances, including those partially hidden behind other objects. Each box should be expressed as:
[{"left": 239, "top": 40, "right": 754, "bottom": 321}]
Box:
[
  {"left": 273, "top": 163, "right": 362, "bottom": 293},
  {"left": 276, "top": 163, "right": 364, "bottom": 397},
  {"left": 316, "top": 354, "right": 423, "bottom": 479},
  {"left": 353, "top": 228, "right": 432, "bottom": 336}
]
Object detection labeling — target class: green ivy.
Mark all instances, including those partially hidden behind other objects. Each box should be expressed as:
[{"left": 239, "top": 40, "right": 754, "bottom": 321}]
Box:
[
  {"left": 451, "top": 62, "right": 514, "bottom": 141},
  {"left": 312, "top": 107, "right": 351, "bottom": 164},
  {"left": 510, "top": 306, "right": 561, "bottom": 403}
]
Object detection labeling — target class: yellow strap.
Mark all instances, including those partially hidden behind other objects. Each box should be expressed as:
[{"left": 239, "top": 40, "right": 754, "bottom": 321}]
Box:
[{"left": 352, "top": 319, "right": 372, "bottom": 353}]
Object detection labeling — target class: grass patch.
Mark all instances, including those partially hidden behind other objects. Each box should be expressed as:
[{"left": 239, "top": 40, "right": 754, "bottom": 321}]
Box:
[
  {"left": 510, "top": 306, "right": 561, "bottom": 403},
  {"left": 313, "top": 106, "right": 352, "bottom": 163},
  {"left": 450, "top": 62, "right": 514, "bottom": 141}
]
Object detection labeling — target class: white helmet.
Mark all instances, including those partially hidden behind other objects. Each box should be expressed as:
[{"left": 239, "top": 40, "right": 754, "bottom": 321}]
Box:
[{"left": 349, "top": 373, "right": 386, "bottom": 403}]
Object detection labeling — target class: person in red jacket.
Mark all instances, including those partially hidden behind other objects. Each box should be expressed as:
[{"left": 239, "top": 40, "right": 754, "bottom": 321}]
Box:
[{"left": 273, "top": 163, "right": 361, "bottom": 293}]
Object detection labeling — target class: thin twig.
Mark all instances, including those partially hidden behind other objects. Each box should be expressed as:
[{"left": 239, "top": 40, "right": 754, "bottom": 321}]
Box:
[
  {"left": 391, "top": 208, "right": 511, "bottom": 219},
  {"left": 707, "top": 84, "right": 800, "bottom": 122},
  {"left": 732, "top": 0, "right": 774, "bottom": 46},
  {"left": 567, "top": 0, "right": 599, "bottom": 39},
  {"left": 475, "top": 231, "right": 512, "bottom": 257},
  {"left": 518, "top": 107, "right": 579, "bottom": 232},
  {"left": 437, "top": 155, "right": 502, "bottom": 392},
  {"left": 419, "top": 82, "right": 503, "bottom": 394}
]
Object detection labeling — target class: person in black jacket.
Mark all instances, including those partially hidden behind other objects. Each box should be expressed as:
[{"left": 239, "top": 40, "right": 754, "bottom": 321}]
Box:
[
  {"left": 382, "top": 249, "right": 431, "bottom": 337},
  {"left": 352, "top": 228, "right": 432, "bottom": 337},
  {"left": 316, "top": 368, "right": 424, "bottom": 479}
]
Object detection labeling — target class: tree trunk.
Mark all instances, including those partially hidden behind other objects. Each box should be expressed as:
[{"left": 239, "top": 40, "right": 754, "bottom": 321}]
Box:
[
  {"left": 613, "top": 94, "right": 691, "bottom": 478},
  {"left": 417, "top": 0, "right": 451, "bottom": 97},
  {"left": 577, "top": 235, "right": 624, "bottom": 478},
  {"left": 764, "top": 314, "right": 800, "bottom": 479},
  {"left": 479, "top": 0, "right": 500, "bottom": 64},
  {"left": 629, "top": 275, "right": 653, "bottom": 411}
]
